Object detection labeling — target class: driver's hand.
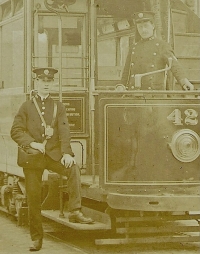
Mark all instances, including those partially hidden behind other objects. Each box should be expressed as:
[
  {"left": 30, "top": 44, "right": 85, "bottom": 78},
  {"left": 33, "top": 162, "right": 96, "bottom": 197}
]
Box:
[
  {"left": 30, "top": 142, "right": 45, "bottom": 153},
  {"left": 181, "top": 78, "right": 194, "bottom": 90},
  {"left": 61, "top": 154, "right": 76, "bottom": 168}
]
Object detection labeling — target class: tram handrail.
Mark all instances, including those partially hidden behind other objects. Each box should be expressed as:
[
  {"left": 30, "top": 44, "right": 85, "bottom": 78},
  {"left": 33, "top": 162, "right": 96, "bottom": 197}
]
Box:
[
  {"left": 134, "top": 58, "right": 173, "bottom": 89},
  {"left": 92, "top": 90, "right": 200, "bottom": 95}
]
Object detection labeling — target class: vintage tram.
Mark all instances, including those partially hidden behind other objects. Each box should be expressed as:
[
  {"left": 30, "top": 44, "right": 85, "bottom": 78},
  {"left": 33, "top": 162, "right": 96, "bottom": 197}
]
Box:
[{"left": 0, "top": 0, "right": 200, "bottom": 245}]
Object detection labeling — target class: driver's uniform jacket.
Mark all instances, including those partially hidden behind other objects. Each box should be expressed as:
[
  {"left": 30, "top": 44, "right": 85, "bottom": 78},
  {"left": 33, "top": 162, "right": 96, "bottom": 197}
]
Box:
[
  {"left": 10, "top": 95, "right": 74, "bottom": 161},
  {"left": 121, "top": 37, "right": 186, "bottom": 90}
]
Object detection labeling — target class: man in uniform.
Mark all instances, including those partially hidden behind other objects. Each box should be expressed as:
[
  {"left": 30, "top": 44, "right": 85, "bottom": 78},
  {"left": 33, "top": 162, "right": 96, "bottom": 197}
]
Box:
[
  {"left": 112, "top": 12, "right": 194, "bottom": 181},
  {"left": 121, "top": 11, "right": 194, "bottom": 91},
  {"left": 10, "top": 67, "right": 93, "bottom": 251}
]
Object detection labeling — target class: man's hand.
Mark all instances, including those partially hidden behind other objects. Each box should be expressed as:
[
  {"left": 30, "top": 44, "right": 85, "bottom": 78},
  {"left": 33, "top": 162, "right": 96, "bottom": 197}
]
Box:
[
  {"left": 30, "top": 142, "right": 45, "bottom": 153},
  {"left": 181, "top": 78, "right": 194, "bottom": 91},
  {"left": 61, "top": 154, "right": 76, "bottom": 168}
]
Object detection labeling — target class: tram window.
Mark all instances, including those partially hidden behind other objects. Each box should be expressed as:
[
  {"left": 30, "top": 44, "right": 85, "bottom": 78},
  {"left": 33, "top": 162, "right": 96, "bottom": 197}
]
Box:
[
  {"left": 1, "top": 18, "right": 24, "bottom": 89},
  {"left": 34, "top": 15, "right": 87, "bottom": 89},
  {"left": 1, "top": 2, "right": 12, "bottom": 20},
  {"left": 97, "top": 17, "right": 133, "bottom": 88},
  {"left": 14, "top": 0, "right": 23, "bottom": 15}
]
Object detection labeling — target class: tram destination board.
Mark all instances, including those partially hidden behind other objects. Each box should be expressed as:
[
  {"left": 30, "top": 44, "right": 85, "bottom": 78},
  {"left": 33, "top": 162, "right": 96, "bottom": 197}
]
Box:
[
  {"left": 63, "top": 97, "right": 85, "bottom": 134},
  {"left": 51, "top": 94, "right": 86, "bottom": 134}
]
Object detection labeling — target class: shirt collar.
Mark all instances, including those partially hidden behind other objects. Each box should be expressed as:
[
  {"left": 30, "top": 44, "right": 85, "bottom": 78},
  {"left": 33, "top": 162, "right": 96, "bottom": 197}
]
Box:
[
  {"left": 35, "top": 93, "right": 50, "bottom": 101},
  {"left": 141, "top": 36, "right": 155, "bottom": 41}
]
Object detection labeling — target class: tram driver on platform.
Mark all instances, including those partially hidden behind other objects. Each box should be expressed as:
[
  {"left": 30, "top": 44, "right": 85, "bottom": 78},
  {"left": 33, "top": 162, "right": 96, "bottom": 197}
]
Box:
[
  {"left": 120, "top": 11, "right": 194, "bottom": 91},
  {"left": 111, "top": 11, "right": 194, "bottom": 181}
]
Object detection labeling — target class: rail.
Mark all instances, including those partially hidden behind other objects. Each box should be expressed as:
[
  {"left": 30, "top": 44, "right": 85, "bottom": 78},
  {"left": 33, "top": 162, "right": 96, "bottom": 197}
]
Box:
[{"left": 134, "top": 58, "right": 173, "bottom": 89}]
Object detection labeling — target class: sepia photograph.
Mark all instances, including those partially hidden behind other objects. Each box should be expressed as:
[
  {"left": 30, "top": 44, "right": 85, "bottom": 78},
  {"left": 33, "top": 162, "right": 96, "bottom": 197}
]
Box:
[{"left": 0, "top": 0, "right": 199, "bottom": 253}]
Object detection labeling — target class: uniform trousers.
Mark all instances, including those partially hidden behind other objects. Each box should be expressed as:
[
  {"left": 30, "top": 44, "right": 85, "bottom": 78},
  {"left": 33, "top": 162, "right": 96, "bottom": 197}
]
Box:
[{"left": 23, "top": 155, "right": 81, "bottom": 241}]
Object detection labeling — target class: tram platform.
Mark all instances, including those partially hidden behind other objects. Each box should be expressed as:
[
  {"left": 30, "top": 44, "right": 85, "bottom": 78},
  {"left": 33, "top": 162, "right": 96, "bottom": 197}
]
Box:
[{"left": 0, "top": 211, "right": 86, "bottom": 254}]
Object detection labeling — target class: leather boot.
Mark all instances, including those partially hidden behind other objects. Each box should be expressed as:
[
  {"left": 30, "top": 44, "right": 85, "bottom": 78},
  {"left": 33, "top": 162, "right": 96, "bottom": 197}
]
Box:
[
  {"left": 29, "top": 239, "right": 43, "bottom": 251},
  {"left": 68, "top": 210, "right": 94, "bottom": 224}
]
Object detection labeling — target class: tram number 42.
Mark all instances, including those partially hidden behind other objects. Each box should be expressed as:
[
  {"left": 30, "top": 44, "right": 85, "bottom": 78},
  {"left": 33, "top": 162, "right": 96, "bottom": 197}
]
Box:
[{"left": 167, "top": 109, "right": 198, "bottom": 126}]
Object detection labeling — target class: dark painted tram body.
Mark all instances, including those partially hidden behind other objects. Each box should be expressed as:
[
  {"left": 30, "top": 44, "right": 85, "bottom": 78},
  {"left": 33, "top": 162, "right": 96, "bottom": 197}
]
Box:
[{"left": 0, "top": 0, "right": 200, "bottom": 244}]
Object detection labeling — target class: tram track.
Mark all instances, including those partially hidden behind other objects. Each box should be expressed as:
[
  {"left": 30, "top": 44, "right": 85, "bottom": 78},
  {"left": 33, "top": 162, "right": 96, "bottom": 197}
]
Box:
[{"left": 43, "top": 219, "right": 200, "bottom": 254}]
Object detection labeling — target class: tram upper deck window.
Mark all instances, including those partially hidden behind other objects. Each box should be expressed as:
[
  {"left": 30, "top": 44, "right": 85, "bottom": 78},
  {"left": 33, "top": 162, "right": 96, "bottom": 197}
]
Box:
[
  {"left": 97, "top": 17, "right": 133, "bottom": 89},
  {"left": 34, "top": 14, "right": 87, "bottom": 90}
]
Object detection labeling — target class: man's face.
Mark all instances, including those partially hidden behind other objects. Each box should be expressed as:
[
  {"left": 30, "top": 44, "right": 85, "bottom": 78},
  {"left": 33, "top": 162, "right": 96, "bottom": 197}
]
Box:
[
  {"left": 36, "top": 78, "right": 54, "bottom": 96},
  {"left": 136, "top": 20, "right": 154, "bottom": 39}
]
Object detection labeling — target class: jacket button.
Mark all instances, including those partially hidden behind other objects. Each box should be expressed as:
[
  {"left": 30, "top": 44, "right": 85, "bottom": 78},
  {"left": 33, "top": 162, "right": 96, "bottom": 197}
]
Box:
[
  {"left": 42, "top": 107, "right": 45, "bottom": 110},
  {"left": 148, "top": 87, "right": 152, "bottom": 90},
  {"left": 131, "top": 63, "right": 134, "bottom": 66},
  {"left": 42, "top": 134, "right": 45, "bottom": 137},
  {"left": 151, "top": 64, "right": 155, "bottom": 68},
  {"left": 41, "top": 112, "right": 44, "bottom": 115},
  {"left": 153, "top": 53, "right": 156, "bottom": 55}
]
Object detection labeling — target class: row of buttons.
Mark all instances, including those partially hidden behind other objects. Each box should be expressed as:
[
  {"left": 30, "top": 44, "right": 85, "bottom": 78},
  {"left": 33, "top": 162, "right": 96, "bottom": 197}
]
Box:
[
  {"left": 132, "top": 51, "right": 157, "bottom": 55},
  {"left": 131, "top": 42, "right": 159, "bottom": 73},
  {"left": 41, "top": 101, "right": 45, "bottom": 115},
  {"left": 130, "top": 86, "right": 153, "bottom": 90},
  {"left": 132, "top": 52, "right": 158, "bottom": 55},
  {"left": 41, "top": 101, "right": 45, "bottom": 137}
]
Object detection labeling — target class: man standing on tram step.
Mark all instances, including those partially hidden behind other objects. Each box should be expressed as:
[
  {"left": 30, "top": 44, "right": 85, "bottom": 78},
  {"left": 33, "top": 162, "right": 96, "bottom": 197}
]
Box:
[
  {"left": 121, "top": 11, "right": 194, "bottom": 91},
  {"left": 10, "top": 67, "right": 93, "bottom": 252}
]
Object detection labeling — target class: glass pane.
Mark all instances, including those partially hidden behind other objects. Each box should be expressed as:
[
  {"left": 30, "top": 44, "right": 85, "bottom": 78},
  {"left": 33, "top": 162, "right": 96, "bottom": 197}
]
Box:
[
  {"left": 97, "top": 17, "right": 133, "bottom": 86},
  {"left": 34, "top": 14, "right": 86, "bottom": 88},
  {"left": 1, "top": 18, "right": 24, "bottom": 88}
]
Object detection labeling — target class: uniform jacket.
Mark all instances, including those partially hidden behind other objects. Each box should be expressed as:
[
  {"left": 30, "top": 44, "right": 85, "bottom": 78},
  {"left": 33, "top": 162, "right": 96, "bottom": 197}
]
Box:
[
  {"left": 10, "top": 95, "right": 74, "bottom": 161},
  {"left": 121, "top": 37, "right": 186, "bottom": 90}
]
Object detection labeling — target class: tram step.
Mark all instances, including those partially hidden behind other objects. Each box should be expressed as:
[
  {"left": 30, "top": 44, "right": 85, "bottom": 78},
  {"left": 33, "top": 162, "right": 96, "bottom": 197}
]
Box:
[
  {"left": 95, "top": 235, "right": 200, "bottom": 245},
  {"left": 41, "top": 209, "right": 111, "bottom": 231},
  {"left": 95, "top": 211, "right": 200, "bottom": 245}
]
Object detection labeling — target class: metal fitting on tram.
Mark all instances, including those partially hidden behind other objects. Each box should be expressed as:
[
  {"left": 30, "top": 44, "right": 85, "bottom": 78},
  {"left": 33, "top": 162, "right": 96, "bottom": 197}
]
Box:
[{"left": 169, "top": 129, "right": 200, "bottom": 162}]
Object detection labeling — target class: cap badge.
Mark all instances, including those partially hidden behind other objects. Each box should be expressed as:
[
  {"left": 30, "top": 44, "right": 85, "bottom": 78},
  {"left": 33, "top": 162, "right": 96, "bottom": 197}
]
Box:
[
  {"left": 44, "top": 69, "right": 49, "bottom": 75},
  {"left": 138, "top": 13, "right": 143, "bottom": 18}
]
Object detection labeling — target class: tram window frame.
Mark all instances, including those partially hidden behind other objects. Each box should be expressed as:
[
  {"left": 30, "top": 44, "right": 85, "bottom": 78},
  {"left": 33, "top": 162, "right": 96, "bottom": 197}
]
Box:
[
  {"left": 33, "top": 13, "right": 88, "bottom": 91},
  {"left": 96, "top": 16, "right": 134, "bottom": 89},
  {"left": 0, "top": 15, "right": 24, "bottom": 90}
]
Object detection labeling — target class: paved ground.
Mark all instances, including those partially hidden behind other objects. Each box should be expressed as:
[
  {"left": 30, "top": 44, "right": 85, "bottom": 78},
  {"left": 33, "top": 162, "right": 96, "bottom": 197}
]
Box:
[
  {"left": 0, "top": 210, "right": 199, "bottom": 254},
  {"left": 0, "top": 211, "right": 87, "bottom": 254}
]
